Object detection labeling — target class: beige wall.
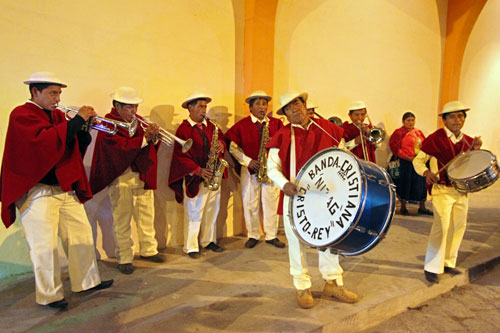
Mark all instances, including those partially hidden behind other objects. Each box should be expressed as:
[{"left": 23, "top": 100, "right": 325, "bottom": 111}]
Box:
[
  {"left": 274, "top": 0, "right": 448, "bottom": 163},
  {"left": 0, "top": 0, "right": 240, "bottom": 275},
  {"left": 460, "top": 0, "right": 500, "bottom": 154}
]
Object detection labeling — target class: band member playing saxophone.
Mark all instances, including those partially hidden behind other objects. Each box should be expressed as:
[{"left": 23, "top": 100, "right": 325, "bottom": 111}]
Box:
[
  {"left": 413, "top": 101, "right": 482, "bottom": 284},
  {"left": 0, "top": 72, "right": 113, "bottom": 309},
  {"left": 90, "top": 87, "right": 165, "bottom": 275},
  {"left": 266, "top": 91, "right": 358, "bottom": 309},
  {"left": 225, "top": 91, "right": 285, "bottom": 249},
  {"left": 168, "top": 93, "right": 226, "bottom": 259}
]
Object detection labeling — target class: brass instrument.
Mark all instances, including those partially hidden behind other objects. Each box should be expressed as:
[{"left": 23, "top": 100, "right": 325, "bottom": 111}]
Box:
[
  {"left": 135, "top": 117, "right": 193, "bottom": 153},
  {"left": 56, "top": 105, "right": 137, "bottom": 137},
  {"left": 365, "top": 113, "right": 385, "bottom": 145},
  {"left": 204, "top": 117, "right": 228, "bottom": 191},
  {"left": 256, "top": 120, "right": 271, "bottom": 184}
]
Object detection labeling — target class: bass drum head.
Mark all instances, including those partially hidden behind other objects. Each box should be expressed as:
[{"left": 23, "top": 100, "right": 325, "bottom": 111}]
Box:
[
  {"left": 448, "top": 150, "right": 495, "bottom": 179},
  {"left": 289, "top": 148, "right": 363, "bottom": 248}
]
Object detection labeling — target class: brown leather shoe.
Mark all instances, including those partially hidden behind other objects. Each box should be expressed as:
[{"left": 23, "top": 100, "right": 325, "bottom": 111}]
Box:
[
  {"left": 323, "top": 280, "right": 359, "bottom": 303},
  {"left": 296, "top": 288, "right": 314, "bottom": 309}
]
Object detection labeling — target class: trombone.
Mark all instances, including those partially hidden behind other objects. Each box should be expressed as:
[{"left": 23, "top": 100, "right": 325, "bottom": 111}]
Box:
[
  {"left": 135, "top": 117, "right": 193, "bottom": 153},
  {"left": 56, "top": 105, "right": 137, "bottom": 137}
]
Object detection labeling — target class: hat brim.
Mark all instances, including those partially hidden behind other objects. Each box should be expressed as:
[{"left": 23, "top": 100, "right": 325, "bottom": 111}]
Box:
[
  {"left": 438, "top": 108, "right": 470, "bottom": 116},
  {"left": 276, "top": 92, "right": 308, "bottom": 115},
  {"left": 182, "top": 96, "right": 212, "bottom": 109},
  {"left": 24, "top": 80, "right": 67, "bottom": 88},
  {"left": 245, "top": 95, "right": 271, "bottom": 104}
]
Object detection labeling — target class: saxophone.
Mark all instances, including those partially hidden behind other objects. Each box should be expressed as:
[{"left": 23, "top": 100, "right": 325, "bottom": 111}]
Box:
[
  {"left": 203, "top": 117, "right": 228, "bottom": 191},
  {"left": 256, "top": 120, "right": 271, "bottom": 184}
]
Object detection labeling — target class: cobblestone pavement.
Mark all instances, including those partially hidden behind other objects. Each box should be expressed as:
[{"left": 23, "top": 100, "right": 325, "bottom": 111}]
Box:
[{"left": 363, "top": 264, "right": 500, "bottom": 332}]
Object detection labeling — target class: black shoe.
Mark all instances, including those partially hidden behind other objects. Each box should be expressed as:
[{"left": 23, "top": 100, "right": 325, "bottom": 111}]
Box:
[
  {"left": 140, "top": 253, "right": 166, "bottom": 263},
  {"left": 47, "top": 299, "right": 68, "bottom": 309},
  {"left": 118, "top": 263, "right": 135, "bottom": 275},
  {"left": 265, "top": 238, "right": 286, "bottom": 248},
  {"left": 245, "top": 238, "right": 259, "bottom": 248},
  {"left": 399, "top": 208, "right": 409, "bottom": 215},
  {"left": 83, "top": 280, "right": 114, "bottom": 292},
  {"left": 444, "top": 267, "right": 461, "bottom": 276},
  {"left": 205, "top": 242, "right": 224, "bottom": 252},
  {"left": 418, "top": 208, "right": 433, "bottom": 216},
  {"left": 424, "top": 270, "right": 439, "bottom": 284},
  {"left": 188, "top": 251, "right": 201, "bottom": 259}
]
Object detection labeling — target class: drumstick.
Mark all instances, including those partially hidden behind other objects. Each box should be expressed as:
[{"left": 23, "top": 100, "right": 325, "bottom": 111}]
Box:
[{"left": 435, "top": 136, "right": 478, "bottom": 175}]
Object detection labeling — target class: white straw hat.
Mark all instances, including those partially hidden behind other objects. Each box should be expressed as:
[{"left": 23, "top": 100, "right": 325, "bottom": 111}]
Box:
[
  {"left": 24, "top": 71, "right": 67, "bottom": 87},
  {"left": 110, "top": 87, "right": 143, "bottom": 104},
  {"left": 245, "top": 90, "right": 272, "bottom": 104},
  {"left": 349, "top": 101, "right": 367, "bottom": 111},
  {"left": 276, "top": 91, "right": 308, "bottom": 115},
  {"left": 306, "top": 100, "right": 317, "bottom": 109},
  {"left": 182, "top": 93, "right": 212, "bottom": 109},
  {"left": 439, "top": 100, "right": 470, "bottom": 115}
]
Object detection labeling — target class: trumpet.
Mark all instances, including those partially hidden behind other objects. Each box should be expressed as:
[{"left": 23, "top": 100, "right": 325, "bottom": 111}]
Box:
[
  {"left": 135, "top": 117, "right": 193, "bottom": 153},
  {"left": 56, "top": 105, "right": 137, "bottom": 137},
  {"left": 365, "top": 113, "right": 385, "bottom": 145}
]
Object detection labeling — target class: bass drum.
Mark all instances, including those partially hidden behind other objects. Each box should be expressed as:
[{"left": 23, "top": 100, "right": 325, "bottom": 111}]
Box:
[{"left": 288, "top": 147, "right": 395, "bottom": 256}]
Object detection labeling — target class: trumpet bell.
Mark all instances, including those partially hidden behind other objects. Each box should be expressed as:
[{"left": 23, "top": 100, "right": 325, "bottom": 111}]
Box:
[
  {"left": 368, "top": 128, "right": 385, "bottom": 144},
  {"left": 181, "top": 138, "right": 193, "bottom": 153}
]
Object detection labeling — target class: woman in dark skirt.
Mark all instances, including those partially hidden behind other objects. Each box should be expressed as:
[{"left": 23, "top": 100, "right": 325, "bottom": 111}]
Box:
[{"left": 389, "top": 111, "right": 433, "bottom": 215}]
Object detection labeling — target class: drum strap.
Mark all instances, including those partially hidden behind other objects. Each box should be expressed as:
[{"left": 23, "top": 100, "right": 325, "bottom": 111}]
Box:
[{"left": 290, "top": 127, "right": 296, "bottom": 182}]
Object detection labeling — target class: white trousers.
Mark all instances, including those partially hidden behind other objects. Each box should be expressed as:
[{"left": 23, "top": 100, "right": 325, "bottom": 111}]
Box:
[
  {"left": 425, "top": 185, "right": 468, "bottom": 274},
  {"left": 183, "top": 184, "right": 221, "bottom": 253},
  {"left": 18, "top": 184, "right": 101, "bottom": 305},
  {"left": 283, "top": 197, "right": 343, "bottom": 290},
  {"left": 108, "top": 168, "right": 158, "bottom": 264},
  {"left": 240, "top": 166, "right": 280, "bottom": 240}
]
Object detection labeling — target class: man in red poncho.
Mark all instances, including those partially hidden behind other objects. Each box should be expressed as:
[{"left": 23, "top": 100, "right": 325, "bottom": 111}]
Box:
[
  {"left": 224, "top": 90, "right": 285, "bottom": 249},
  {"left": 413, "top": 101, "right": 482, "bottom": 284},
  {"left": 342, "top": 101, "right": 379, "bottom": 162},
  {"left": 168, "top": 93, "right": 226, "bottom": 259},
  {"left": 0, "top": 72, "right": 113, "bottom": 310},
  {"left": 266, "top": 91, "right": 358, "bottom": 309},
  {"left": 90, "top": 87, "right": 164, "bottom": 275}
]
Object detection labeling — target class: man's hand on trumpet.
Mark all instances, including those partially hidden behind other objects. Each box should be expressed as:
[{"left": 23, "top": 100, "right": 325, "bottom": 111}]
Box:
[
  {"left": 77, "top": 106, "right": 97, "bottom": 121},
  {"left": 144, "top": 122, "right": 160, "bottom": 143}
]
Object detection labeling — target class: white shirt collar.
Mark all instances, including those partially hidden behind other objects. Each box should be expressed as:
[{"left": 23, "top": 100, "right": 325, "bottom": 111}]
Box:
[
  {"left": 27, "top": 99, "right": 43, "bottom": 109},
  {"left": 187, "top": 117, "right": 207, "bottom": 127},
  {"left": 444, "top": 126, "right": 463, "bottom": 144},
  {"left": 250, "top": 114, "right": 268, "bottom": 124},
  {"left": 291, "top": 119, "right": 313, "bottom": 130}
]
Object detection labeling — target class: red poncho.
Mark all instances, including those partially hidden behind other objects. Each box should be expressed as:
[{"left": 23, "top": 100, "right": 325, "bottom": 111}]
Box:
[
  {"left": 342, "top": 122, "right": 376, "bottom": 162},
  {"left": 0, "top": 103, "right": 92, "bottom": 228},
  {"left": 89, "top": 108, "right": 158, "bottom": 195},
  {"left": 389, "top": 126, "right": 425, "bottom": 160},
  {"left": 168, "top": 119, "right": 226, "bottom": 203},
  {"left": 420, "top": 128, "right": 473, "bottom": 186},
  {"left": 266, "top": 119, "right": 344, "bottom": 214}
]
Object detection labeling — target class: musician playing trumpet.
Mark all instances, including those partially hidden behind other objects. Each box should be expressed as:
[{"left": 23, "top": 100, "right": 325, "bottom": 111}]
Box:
[
  {"left": 168, "top": 93, "right": 226, "bottom": 259},
  {"left": 225, "top": 91, "right": 285, "bottom": 249},
  {"left": 342, "top": 101, "right": 379, "bottom": 162},
  {"left": 0, "top": 72, "right": 113, "bottom": 309},
  {"left": 266, "top": 91, "right": 358, "bottom": 309},
  {"left": 413, "top": 100, "right": 482, "bottom": 284},
  {"left": 90, "top": 87, "right": 165, "bottom": 275}
]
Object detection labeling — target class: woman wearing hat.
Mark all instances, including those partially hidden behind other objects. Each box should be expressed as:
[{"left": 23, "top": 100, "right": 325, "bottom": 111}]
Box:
[
  {"left": 90, "top": 87, "right": 165, "bottom": 275},
  {"left": 266, "top": 91, "right": 358, "bottom": 309},
  {"left": 389, "top": 111, "right": 432, "bottom": 215},
  {"left": 224, "top": 90, "right": 285, "bottom": 249},
  {"left": 413, "top": 100, "right": 482, "bottom": 284},
  {"left": 0, "top": 72, "right": 113, "bottom": 309}
]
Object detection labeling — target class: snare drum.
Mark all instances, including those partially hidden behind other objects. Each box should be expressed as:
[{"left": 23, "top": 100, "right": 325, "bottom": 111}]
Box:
[
  {"left": 288, "top": 147, "right": 395, "bottom": 256},
  {"left": 447, "top": 149, "right": 500, "bottom": 193}
]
